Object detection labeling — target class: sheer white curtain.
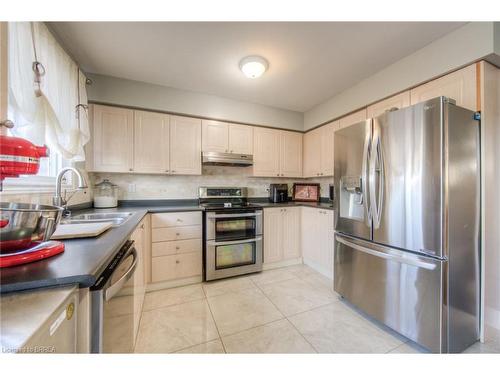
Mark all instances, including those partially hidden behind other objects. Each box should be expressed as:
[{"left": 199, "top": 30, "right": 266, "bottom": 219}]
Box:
[{"left": 8, "top": 22, "right": 89, "bottom": 161}]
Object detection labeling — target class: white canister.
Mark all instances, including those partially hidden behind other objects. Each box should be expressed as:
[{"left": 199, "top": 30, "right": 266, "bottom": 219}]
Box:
[{"left": 93, "top": 179, "right": 119, "bottom": 208}]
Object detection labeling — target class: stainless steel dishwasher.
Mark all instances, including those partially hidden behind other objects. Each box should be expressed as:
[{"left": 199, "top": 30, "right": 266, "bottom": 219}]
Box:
[{"left": 90, "top": 240, "right": 142, "bottom": 353}]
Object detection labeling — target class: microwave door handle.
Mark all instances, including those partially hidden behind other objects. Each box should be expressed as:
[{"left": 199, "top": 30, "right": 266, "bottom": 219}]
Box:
[
  {"left": 104, "top": 247, "right": 138, "bottom": 301},
  {"left": 207, "top": 236, "right": 262, "bottom": 246}
]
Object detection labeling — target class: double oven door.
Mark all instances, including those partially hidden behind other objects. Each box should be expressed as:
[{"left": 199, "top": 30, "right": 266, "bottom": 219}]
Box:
[{"left": 205, "top": 209, "right": 263, "bottom": 281}]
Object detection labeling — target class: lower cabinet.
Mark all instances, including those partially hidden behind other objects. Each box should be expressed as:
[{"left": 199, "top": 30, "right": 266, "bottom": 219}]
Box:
[
  {"left": 301, "top": 207, "right": 334, "bottom": 279},
  {"left": 263, "top": 207, "right": 301, "bottom": 265},
  {"left": 150, "top": 211, "right": 203, "bottom": 284}
]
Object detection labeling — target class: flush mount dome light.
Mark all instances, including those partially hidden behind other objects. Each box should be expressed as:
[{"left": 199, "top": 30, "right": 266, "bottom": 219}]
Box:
[{"left": 239, "top": 56, "right": 268, "bottom": 79}]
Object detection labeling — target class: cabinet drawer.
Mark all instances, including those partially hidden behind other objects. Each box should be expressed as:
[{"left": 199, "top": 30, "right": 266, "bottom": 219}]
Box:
[
  {"left": 152, "top": 225, "right": 201, "bottom": 242},
  {"left": 152, "top": 238, "right": 202, "bottom": 257},
  {"left": 151, "top": 252, "right": 202, "bottom": 283},
  {"left": 152, "top": 211, "right": 202, "bottom": 228}
]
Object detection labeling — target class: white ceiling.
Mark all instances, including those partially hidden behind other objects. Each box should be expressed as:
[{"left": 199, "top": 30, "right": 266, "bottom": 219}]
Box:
[{"left": 49, "top": 22, "right": 466, "bottom": 112}]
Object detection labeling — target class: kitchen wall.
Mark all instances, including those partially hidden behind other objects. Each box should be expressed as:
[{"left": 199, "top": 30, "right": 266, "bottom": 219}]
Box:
[
  {"left": 92, "top": 167, "right": 332, "bottom": 201},
  {"left": 304, "top": 22, "right": 500, "bottom": 130},
  {"left": 86, "top": 73, "right": 304, "bottom": 131}
]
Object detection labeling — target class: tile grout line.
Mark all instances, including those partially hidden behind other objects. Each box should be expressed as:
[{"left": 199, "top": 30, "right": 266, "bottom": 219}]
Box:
[
  {"left": 250, "top": 276, "right": 319, "bottom": 353},
  {"left": 201, "top": 284, "right": 228, "bottom": 354}
]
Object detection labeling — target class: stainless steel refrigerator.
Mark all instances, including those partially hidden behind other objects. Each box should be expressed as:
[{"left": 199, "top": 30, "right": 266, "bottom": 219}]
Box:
[{"left": 333, "top": 96, "right": 480, "bottom": 353}]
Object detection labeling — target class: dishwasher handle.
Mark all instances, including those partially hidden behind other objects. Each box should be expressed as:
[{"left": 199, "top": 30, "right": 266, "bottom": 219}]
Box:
[{"left": 104, "top": 246, "right": 138, "bottom": 301}]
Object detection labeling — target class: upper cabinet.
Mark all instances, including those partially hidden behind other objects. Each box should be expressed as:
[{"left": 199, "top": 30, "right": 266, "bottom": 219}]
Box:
[
  {"left": 367, "top": 91, "right": 410, "bottom": 118},
  {"left": 253, "top": 127, "right": 302, "bottom": 177},
  {"left": 303, "top": 121, "right": 336, "bottom": 178},
  {"left": 169, "top": 115, "right": 202, "bottom": 175},
  {"left": 90, "top": 104, "right": 134, "bottom": 173},
  {"left": 337, "top": 108, "right": 367, "bottom": 130},
  {"left": 410, "top": 64, "right": 477, "bottom": 111},
  {"left": 87, "top": 105, "right": 201, "bottom": 175},
  {"left": 133, "top": 110, "right": 170, "bottom": 174},
  {"left": 202, "top": 120, "right": 253, "bottom": 154}
]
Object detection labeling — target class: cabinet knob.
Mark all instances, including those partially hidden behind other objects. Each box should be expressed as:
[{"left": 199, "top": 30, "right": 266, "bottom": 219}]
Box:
[
  {"left": 129, "top": 168, "right": 133, "bottom": 172},
  {"left": 176, "top": 232, "right": 180, "bottom": 236},
  {"left": 171, "top": 170, "right": 176, "bottom": 173},
  {"left": 276, "top": 174, "right": 280, "bottom": 176},
  {"left": 140, "top": 224, "right": 144, "bottom": 229},
  {"left": 176, "top": 218, "right": 183, "bottom": 222},
  {"left": 165, "top": 170, "right": 169, "bottom": 173},
  {"left": 225, "top": 149, "right": 228, "bottom": 153},
  {"left": 281, "top": 174, "right": 284, "bottom": 176},
  {"left": 176, "top": 260, "right": 180, "bottom": 264},
  {"left": 320, "top": 173, "right": 323, "bottom": 176},
  {"left": 176, "top": 246, "right": 180, "bottom": 250}
]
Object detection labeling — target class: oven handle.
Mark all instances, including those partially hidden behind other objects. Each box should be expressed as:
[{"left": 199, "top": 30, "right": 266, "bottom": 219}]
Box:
[
  {"left": 104, "top": 247, "right": 138, "bottom": 301},
  {"left": 207, "top": 211, "right": 262, "bottom": 219},
  {"left": 206, "top": 236, "right": 262, "bottom": 246}
]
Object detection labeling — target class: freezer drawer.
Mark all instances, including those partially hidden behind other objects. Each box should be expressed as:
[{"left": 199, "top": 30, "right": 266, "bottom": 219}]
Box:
[{"left": 334, "top": 233, "right": 445, "bottom": 353}]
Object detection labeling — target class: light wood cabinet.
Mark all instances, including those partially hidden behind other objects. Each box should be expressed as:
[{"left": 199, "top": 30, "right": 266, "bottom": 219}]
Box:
[
  {"left": 150, "top": 212, "right": 202, "bottom": 284},
  {"left": 130, "top": 217, "right": 148, "bottom": 340},
  {"left": 263, "top": 207, "right": 301, "bottom": 264},
  {"left": 253, "top": 127, "right": 281, "bottom": 177},
  {"left": 410, "top": 64, "right": 477, "bottom": 111},
  {"left": 280, "top": 131, "right": 303, "bottom": 177},
  {"left": 202, "top": 120, "right": 228, "bottom": 152},
  {"left": 253, "top": 128, "right": 303, "bottom": 177},
  {"left": 228, "top": 123, "right": 253, "bottom": 154},
  {"left": 301, "top": 207, "right": 334, "bottom": 279},
  {"left": 202, "top": 120, "right": 253, "bottom": 154},
  {"left": 169, "top": 115, "right": 202, "bottom": 175},
  {"left": 303, "top": 121, "right": 335, "bottom": 177},
  {"left": 337, "top": 108, "right": 367, "bottom": 130},
  {"left": 133, "top": 110, "right": 170, "bottom": 173},
  {"left": 367, "top": 91, "right": 411, "bottom": 118},
  {"left": 90, "top": 105, "right": 134, "bottom": 172}
]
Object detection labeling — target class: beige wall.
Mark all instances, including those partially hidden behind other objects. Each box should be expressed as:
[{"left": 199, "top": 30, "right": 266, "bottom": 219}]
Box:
[
  {"left": 86, "top": 73, "right": 304, "bottom": 131},
  {"left": 92, "top": 167, "right": 332, "bottom": 201},
  {"left": 304, "top": 22, "right": 498, "bottom": 130}
]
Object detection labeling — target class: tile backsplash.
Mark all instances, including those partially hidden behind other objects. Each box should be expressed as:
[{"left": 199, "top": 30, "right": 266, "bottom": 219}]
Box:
[{"left": 92, "top": 166, "right": 333, "bottom": 201}]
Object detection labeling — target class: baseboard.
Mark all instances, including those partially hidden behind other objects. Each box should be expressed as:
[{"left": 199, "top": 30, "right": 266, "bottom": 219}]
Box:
[
  {"left": 262, "top": 257, "right": 303, "bottom": 270},
  {"left": 146, "top": 276, "right": 202, "bottom": 292},
  {"left": 303, "top": 258, "right": 333, "bottom": 280},
  {"left": 485, "top": 306, "right": 500, "bottom": 330}
]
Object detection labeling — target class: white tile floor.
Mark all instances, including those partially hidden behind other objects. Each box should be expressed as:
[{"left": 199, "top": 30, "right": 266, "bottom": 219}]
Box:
[{"left": 134, "top": 264, "right": 500, "bottom": 354}]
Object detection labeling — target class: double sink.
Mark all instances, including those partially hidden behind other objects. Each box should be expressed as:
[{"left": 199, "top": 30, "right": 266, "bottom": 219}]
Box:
[{"left": 61, "top": 212, "right": 134, "bottom": 227}]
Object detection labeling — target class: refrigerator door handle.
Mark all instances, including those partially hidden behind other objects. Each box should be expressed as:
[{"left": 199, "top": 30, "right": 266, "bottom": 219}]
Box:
[
  {"left": 369, "top": 124, "right": 384, "bottom": 229},
  {"left": 336, "top": 234, "right": 437, "bottom": 270},
  {"left": 361, "top": 120, "right": 372, "bottom": 227}
]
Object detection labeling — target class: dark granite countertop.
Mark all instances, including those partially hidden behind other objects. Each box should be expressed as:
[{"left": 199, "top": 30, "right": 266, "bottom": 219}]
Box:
[{"left": 0, "top": 199, "right": 332, "bottom": 294}]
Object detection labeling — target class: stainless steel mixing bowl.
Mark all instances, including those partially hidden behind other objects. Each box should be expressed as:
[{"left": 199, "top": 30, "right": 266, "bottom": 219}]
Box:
[{"left": 0, "top": 202, "right": 63, "bottom": 253}]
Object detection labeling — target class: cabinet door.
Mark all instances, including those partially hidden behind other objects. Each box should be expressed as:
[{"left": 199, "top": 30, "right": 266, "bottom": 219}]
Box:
[
  {"left": 282, "top": 207, "right": 301, "bottom": 260},
  {"left": 337, "top": 108, "right": 367, "bottom": 130},
  {"left": 169, "top": 115, "right": 202, "bottom": 175},
  {"left": 253, "top": 127, "right": 281, "bottom": 177},
  {"left": 367, "top": 91, "right": 410, "bottom": 118},
  {"left": 319, "top": 210, "right": 334, "bottom": 279},
  {"left": 280, "top": 131, "right": 303, "bottom": 177},
  {"left": 320, "top": 122, "right": 336, "bottom": 176},
  {"left": 134, "top": 111, "right": 170, "bottom": 173},
  {"left": 303, "top": 128, "right": 321, "bottom": 177},
  {"left": 301, "top": 207, "right": 319, "bottom": 264},
  {"left": 263, "top": 208, "right": 283, "bottom": 264},
  {"left": 202, "top": 120, "right": 228, "bottom": 152},
  {"left": 92, "top": 105, "right": 134, "bottom": 172},
  {"left": 228, "top": 123, "right": 253, "bottom": 154},
  {"left": 410, "top": 64, "right": 477, "bottom": 111}
]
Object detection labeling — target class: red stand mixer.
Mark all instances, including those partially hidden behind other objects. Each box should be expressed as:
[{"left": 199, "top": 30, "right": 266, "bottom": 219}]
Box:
[{"left": 0, "top": 133, "right": 65, "bottom": 267}]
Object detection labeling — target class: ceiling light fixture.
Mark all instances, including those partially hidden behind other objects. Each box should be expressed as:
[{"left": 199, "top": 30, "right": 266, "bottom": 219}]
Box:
[{"left": 239, "top": 55, "right": 268, "bottom": 79}]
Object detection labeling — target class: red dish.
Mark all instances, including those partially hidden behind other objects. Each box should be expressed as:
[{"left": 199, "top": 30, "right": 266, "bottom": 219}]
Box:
[{"left": 0, "top": 241, "right": 65, "bottom": 268}]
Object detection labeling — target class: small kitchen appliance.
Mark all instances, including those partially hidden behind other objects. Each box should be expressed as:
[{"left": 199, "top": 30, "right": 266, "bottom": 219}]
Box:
[
  {"left": 268, "top": 184, "right": 288, "bottom": 203},
  {"left": 0, "top": 202, "right": 65, "bottom": 267},
  {"left": 0, "top": 134, "right": 49, "bottom": 190},
  {"left": 199, "top": 187, "right": 263, "bottom": 281},
  {"left": 93, "top": 179, "right": 119, "bottom": 208}
]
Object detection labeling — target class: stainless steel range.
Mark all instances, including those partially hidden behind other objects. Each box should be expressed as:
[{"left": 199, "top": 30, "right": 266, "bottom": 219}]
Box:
[{"left": 199, "top": 187, "right": 263, "bottom": 281}]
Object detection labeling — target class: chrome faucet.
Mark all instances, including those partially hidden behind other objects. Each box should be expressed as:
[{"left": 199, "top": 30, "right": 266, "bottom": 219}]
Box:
[{"left": 53, "top": 167, "right": 88, "bottom": 216}]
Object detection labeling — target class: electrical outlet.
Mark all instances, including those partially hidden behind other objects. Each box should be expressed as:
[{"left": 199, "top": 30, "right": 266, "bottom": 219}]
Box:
[{"left": 127, "top": 183, "right": 136, "bottom": 193}]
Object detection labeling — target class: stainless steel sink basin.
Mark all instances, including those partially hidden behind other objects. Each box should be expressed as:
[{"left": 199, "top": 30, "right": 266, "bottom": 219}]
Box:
[{"left": 61, "top": 212, "right": 133, "bottom": 227}]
